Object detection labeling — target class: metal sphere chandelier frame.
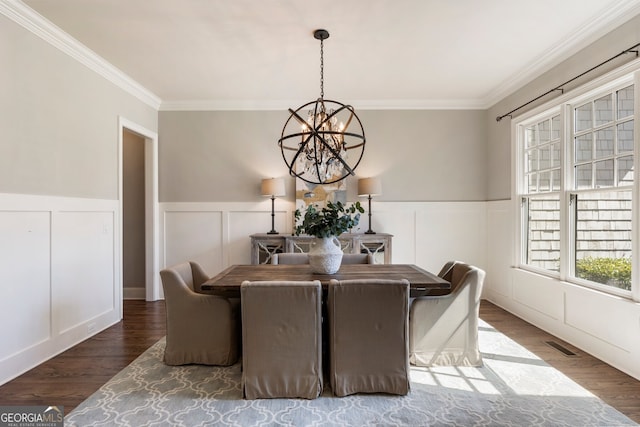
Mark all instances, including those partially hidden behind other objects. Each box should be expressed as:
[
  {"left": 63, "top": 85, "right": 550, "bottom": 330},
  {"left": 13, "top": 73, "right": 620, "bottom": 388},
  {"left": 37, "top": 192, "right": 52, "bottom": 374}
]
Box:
[{"left": 278, "top": 29, "right": 366, "bottom": 185}]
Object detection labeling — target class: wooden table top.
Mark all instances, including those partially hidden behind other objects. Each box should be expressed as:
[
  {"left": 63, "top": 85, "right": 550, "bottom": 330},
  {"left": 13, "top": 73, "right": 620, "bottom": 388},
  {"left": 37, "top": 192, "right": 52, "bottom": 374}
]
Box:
[{"left": 201, "top": 264, "right": 450, "bottom": 298}]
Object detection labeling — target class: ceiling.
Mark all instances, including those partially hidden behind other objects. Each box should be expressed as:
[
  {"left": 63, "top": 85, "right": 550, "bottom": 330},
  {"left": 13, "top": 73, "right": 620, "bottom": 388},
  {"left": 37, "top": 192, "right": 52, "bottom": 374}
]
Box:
[{"left": 19, "top": 0, "right": 640, "bottom": 110}]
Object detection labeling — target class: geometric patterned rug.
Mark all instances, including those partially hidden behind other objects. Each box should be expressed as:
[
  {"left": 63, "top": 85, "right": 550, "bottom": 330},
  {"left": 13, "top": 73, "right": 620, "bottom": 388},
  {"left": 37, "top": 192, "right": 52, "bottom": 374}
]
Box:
[{"left": 65, "top": 319, "right": 638, "bottom": 426}]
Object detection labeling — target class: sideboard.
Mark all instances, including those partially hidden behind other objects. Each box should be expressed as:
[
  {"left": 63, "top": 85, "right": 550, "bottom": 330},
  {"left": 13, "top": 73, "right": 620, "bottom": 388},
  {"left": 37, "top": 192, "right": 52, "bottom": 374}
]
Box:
[{"left": 250, "top": 233, "right": 393, "bottom": 265}]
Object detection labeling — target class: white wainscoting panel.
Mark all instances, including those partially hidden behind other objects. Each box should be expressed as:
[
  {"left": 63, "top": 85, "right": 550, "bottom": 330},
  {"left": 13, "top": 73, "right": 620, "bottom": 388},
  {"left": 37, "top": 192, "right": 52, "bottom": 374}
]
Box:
[
  {"left": 160, "top": 201, "right": 487, "bottom": 279},
  {"left": 485, "top": 199, "right": 640, "bottom": 381},
  {"left": 415, "top": 202, "right": 487, "bottom": 274},
  {"left": 0, "top": 193, "right": 121, "bottom": 386},
  {"left": 486, "top": 200, "right": 513, "bottom": 299},
  {"left": 564, "top": 286, "right": 635, "bottom": 352},
  {"left": 163, "top": 209, "right": 224, "bottom": 275},
  {"left": 161, "top": 201, "right": 294, "bottom": 277},
  {"left": 369, "top": 208, "right": 416, "bottom": 264},
  {"left": 0, "top": 211, "right": 51, "bottom": 361},
  {"left": 512, "top": 268, "right": 564, "bottom": 321},
  {"left": 227, "top": 210, "right": 290, "bottom": 266},
  {"left": 52, "top": 211, "right": 115, "bottom": 334}
]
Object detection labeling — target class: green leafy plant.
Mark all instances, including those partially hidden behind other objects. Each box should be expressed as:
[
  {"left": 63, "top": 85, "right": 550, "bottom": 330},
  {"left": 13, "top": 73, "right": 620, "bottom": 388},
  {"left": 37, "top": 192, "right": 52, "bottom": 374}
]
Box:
[
  {"left": 294, "top": 201, "right": 364, "bottom": 238},
  {"left": 575, "top": 257, "right": 631, "bottom": 290}
]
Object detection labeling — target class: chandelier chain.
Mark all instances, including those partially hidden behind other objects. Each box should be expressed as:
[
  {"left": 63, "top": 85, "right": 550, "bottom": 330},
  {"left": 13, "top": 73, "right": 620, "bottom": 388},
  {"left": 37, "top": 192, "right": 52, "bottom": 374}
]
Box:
[{"left": 319, "top": 38, "right": 324, "bottom": 99}]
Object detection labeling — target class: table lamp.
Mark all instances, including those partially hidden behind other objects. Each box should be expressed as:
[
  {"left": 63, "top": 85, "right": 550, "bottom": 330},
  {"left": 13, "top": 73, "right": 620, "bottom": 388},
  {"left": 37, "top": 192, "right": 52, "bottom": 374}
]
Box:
[
  {"left": 357, "top": 177, "right": 382, "bottom": 234},
  {"left": 261, "top": 178, "right": 286, "bottom": 234}
]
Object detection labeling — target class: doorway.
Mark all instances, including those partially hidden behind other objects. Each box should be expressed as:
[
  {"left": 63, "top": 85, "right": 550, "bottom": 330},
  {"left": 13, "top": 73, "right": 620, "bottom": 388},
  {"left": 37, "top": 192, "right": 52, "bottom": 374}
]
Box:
[{"left": 119, "top": 117, "right": 160, "bottom": 303}]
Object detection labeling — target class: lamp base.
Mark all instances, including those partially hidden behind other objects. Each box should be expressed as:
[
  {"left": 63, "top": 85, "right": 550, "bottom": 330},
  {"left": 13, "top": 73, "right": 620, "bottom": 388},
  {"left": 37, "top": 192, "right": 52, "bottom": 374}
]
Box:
[
  {"left": 364, "top": 195, "right": 376, "bottom": 235},
  {"left": 266, "top": 196, "right": 279, "bottom": 235}
]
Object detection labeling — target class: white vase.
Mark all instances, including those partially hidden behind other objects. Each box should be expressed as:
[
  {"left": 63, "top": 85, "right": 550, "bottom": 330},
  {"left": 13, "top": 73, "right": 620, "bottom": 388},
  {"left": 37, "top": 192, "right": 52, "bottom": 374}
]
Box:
[{"left": 309, "top": 236, "right": 343, "bottom": 274}]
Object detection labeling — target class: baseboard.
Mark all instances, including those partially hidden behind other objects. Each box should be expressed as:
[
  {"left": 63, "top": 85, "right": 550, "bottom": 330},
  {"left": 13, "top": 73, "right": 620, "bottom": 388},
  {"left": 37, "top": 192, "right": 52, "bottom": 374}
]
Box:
[{"left": 124, "top": 286, "right": 146, "bottom": 300}]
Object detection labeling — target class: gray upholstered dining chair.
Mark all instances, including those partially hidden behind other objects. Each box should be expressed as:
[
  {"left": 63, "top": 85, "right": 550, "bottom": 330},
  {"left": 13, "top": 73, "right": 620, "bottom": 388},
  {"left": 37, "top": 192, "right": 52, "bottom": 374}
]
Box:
[
  {"left": 340, "top": 253, "right": 375, "bottom": 264},
  {"left": 160, "top": 261, "right": 239, "bottom": 366},
  {"left": 409, "top": 262, "right": 485, "bottom": 367},
  {"left": 241, "top": 280, "right": 323, "bottom": 399},
  {"left": 327, "top": 278, "right": 410, "bottom": 396},
  {"left": 271, "top": 252, "right": 309, "bottom": 264}
]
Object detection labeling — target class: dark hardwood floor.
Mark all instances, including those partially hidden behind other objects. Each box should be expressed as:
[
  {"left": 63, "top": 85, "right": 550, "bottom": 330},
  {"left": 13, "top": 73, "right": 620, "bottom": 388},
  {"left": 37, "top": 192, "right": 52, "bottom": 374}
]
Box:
[
  {"left": 0, "top": 300, "right": 638, "bottom": 423},
  {"left": 0, "top": 300, "right": 166, "bottom": 413}
]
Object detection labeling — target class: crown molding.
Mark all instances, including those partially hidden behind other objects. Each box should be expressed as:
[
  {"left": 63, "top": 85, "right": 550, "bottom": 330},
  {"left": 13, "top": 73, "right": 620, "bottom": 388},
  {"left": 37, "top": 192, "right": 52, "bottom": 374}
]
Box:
[
  {"left": 159, "top": 98, "right": 486, "bottom": 112},
  {"left": 1, "top": 0, "right": 161, "bottom": 110},
  {"left": 5, "top": 0, "right": 638, "bottom": 113},
  {"left": 352, "top": 98, "right": 486, "bottom": 111},
  {"left": 482, "top": 0, "right": 640, "bottom": 109}
]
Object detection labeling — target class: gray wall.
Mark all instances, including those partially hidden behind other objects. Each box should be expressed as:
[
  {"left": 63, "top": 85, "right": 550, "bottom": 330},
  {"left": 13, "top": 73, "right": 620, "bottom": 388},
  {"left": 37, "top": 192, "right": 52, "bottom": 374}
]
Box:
[
  {"left": 123, "top": 130, "right": 145, "bottom": 289},
  {"left": 486, "top": 14, "right": 640, "bottom": 201},
  {"left": 0, "top": 12, "right": 158, "bottom": 386},
  {"left": 159, "top": 14, "right": 640, "bottom": 205},
  {"left": 5, "top": 8, "right": 637, "bottom": 204},
  {"left": 158, "top": 109, "right": 487, "bottom": 203},
  {"left": 0, "top": 14, "right": 157, "bottom": 199}
]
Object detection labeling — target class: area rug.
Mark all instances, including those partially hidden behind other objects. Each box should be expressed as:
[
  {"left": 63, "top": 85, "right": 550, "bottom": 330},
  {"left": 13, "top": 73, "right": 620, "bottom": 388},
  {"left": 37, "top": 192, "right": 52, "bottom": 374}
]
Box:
[{"left": 65, "top": 320, "right": 637, "bottom": 426}]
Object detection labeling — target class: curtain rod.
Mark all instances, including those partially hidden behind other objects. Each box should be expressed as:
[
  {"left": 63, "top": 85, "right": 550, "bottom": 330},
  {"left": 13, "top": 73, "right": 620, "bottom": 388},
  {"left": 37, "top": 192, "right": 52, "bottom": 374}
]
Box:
[{"left": 496, "top": 42, "right": 640, "bottom": 122}]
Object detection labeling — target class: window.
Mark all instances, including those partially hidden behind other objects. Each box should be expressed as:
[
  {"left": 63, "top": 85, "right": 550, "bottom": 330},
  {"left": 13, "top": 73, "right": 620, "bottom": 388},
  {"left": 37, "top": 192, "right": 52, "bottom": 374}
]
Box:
[
  {"left": 570, "top": 85, "right": 634, "bottom": 291},
  {"left": 521, "top": 114, "right": 561, "bottom": 273},
  {"left": 517, "top": 81, "right": 635, "bottom": 296}
]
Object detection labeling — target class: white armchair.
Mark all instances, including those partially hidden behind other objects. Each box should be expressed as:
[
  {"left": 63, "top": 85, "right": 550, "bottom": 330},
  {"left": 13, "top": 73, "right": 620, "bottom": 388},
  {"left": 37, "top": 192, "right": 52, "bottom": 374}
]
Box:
[{"left": 409, "top": 262, "right": 485, "bottom": 366}]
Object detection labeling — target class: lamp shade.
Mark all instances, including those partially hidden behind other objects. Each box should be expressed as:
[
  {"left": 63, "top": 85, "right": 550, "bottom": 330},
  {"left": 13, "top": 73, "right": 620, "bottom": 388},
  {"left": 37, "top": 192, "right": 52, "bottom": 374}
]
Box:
[
  {"left": 357, "top": 177, "right": 382, "bottom": 196},
  {"left": 261, "top": 178, "right": 286, "bottom": 197}
]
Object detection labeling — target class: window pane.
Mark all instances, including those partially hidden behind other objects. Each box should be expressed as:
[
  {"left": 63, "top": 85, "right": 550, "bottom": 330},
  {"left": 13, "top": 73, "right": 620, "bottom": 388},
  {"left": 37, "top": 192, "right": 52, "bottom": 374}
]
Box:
[
  {"left": 594, "top": 94, "right": 613, "bottom": 126},
  {"left": 551, "top": 142, "right": 561, "bottom": 168},
  {"left": 575, "top": 164, "right": 592, "bottom": 189},
  {"left": 618, "top": 155, "right": 634, "bottom": 185},
  {"left": 617, "top": 85, "right": 634, "bottom": 119},
  {"left": 551, "top": 115, "right": 561, "bottom": 140},
  {"left": 595, "top": 160, "right": 614, "bottom": 187},
  {"left": 527, "top": 148, "right": 538, "bottom": 172},
  {"left": 539, "top": 171, "right": 551, "bottom": 192},
  {"left": 551, "top": 169, "right": 561, "bottom": 191},
  {"left": 575, "top": 103, "right": 592, "bottom": 132},
  {"left": 574, "top": 191, "right": 632, "bottom": 291},
  {"left": 525, "top": 195, "right": 560, "bottom": 272},
  {"left": 575, "top": 134, "right": 592, "bottom": 162},
  {"left": 525, "top": 126, "right": 537, "bottom": 148},
  {"left": 595, "top": 127, "right": 614, "bottom": 159},
  {"left": 539, "top": 146, "right": 551, "bottom": 170},
  {"left": 527, "top": 173, "right": 537, "bottom": 193},
  {"left": 539, "top": 119, "right": 551, "bottom": 143},
  {"left": 617, "top": 121, "right": 634, "bottom": 153}
]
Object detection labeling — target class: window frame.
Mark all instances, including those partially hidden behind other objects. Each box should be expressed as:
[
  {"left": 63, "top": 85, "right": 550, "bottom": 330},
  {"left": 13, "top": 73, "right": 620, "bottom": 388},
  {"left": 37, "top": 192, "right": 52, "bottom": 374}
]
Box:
[{"left": 512, "top": 63, "right": 640, "bottom": 302}]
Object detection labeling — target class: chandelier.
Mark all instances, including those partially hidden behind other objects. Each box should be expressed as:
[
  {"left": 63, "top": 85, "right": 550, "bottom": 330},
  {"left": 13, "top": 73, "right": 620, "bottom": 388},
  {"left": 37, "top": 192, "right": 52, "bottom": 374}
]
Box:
[{"left": 278, "top": 29, "right": 366, "bottom": 185}]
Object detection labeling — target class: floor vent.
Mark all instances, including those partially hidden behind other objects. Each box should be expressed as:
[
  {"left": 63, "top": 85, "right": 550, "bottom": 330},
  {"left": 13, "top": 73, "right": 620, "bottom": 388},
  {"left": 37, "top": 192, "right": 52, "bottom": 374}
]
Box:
[{"left": 545, "top": 340, "right": 578, "bottom": 357}]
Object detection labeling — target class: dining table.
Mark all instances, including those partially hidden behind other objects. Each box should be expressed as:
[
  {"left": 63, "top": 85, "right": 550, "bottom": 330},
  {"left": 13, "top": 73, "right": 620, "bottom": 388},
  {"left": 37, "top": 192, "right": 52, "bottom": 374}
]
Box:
[{"left": 200, "top": 263, "right": 450, "bottom": 298}]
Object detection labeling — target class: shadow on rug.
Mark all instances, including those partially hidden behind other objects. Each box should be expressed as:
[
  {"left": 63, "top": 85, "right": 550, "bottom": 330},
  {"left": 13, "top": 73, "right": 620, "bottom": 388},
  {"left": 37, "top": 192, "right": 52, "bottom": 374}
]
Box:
[{"left": 65, "top": 319, "right": 637, "bottom": 426}]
